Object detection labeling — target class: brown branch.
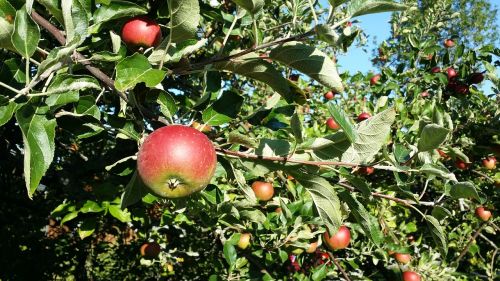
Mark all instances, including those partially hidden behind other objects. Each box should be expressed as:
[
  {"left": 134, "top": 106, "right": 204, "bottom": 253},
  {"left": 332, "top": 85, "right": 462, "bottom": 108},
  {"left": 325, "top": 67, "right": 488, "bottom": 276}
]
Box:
[
  {"left": 328, "top": 253, "right": 351, "bottom": 281},
  {"left": 454, "top": 221, "right": 488, "bottom": 265}
]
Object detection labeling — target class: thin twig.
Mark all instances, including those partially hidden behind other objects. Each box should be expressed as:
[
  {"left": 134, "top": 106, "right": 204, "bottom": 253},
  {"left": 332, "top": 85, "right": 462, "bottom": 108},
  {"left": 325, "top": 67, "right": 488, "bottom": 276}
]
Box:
[
  {"left": 454, "top": 222, "right": 488, "bottom": 265},
  {"left": 328, "top": 253, "right": 351, "bottom": 281},
  {"left": 471, "top": 170, "right": 495, "bottom": 183}
]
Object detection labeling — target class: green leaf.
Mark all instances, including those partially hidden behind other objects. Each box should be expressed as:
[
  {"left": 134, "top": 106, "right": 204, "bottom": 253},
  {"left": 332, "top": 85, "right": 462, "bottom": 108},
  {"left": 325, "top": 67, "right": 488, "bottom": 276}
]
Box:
[
  {"left": 223, "top": 241, "right": 237, "bottom": 267},
  {"left": 0, "top": 102, "right": 19, "bottom": 126},
  {"left": 241, "top": 209, "right": 266, "bottom": 224},
  {"left": 431, "top": 206, "right": 452, "bottom": 220},
  {"left": 44, "top": 74, "right": 99, "bottom": 107},
  {"left": 327, "top": 103, "right": 357, "bottom": 143},
  {"left": 347, "top": 0, "right": 407, "bottom": 18},
  {"left": 328, "top": 0, "right": 348, "bottom": 8},
  {"left": 293, "top": 173, "right": 342, "bottom": 235},
  {"left": 269, "top": 42, "right": 343, "bottom": 93},
  {"left": 290, "top": 113, "right": 303, "bottom": 143},
  {"left": 228, "top": 131, "right": 258, "bottom": 148},
  {"left": 256, "top": 139, "right": 290, "bottom": 157},
  {"left": 11, "top": 5, "right": 40, "bottom": 58},
  {"left": 311, "top": 263, "right": 328, "bottom": 281},
  {"left": 420, "top": 163, "right": 457, "bottom": 182},
  {"left": 76, "top": 95, "right": 100, "bottom": 120},
  {"left": 418, "top": 124, "right": 449, "bottom": 152},
  {"left": 80, "top": 200, "right": 103, "bottom": 213},
  {"left": 120, "top": 170, "right": 149, "bottom": 209},
  {"left": 449, "top": 182, "right": 481, "bottom": 202},
  {"left": 167, "top": 0, "right": 200, "bottom": 43},
  {"left": 231, "top": 0, "right": 264, "bottom": 15},
  {"left": 202, "top": 91, "right": 243, "bottom": 126},
  {"left": 108, "top": 204, "right": 131, "bottom": 222},
  {"left": 149, "top": 39, "right": 207, "bottom": 64},
  {"left": 155, "top": 90, "right": 177, "bottom": 121},
  {"left": 61, "top": 211, "right": 79, "bottom": 225},
  {"left": 15, "top": 104, "right": 56, "bottom": 198},
  {"left": 90, "top": 0, "right": 147, "bottom": 33},
  {"left": 114, "top": 53, "right": 166, "bottom": 91},
  {"left": 37, "top": 0, "right": 63, "bottom": 24},
  {"left": 61, "top": 0, "right": 88, "bottom": 44},
  {"left": 35, "top": 39, "right": 79, "bottom": 81},
  {"left": 0, "top": 0, "right": 15, "bottom": 50},
  {"left": 339, "top": 191, "right": 383, "bottom": 246},
  {"left": 78, "top": 217, "right": 97, "bottom": 239},
  {"left": 425, "top": 215, "right": 448, "bottom": 256}
]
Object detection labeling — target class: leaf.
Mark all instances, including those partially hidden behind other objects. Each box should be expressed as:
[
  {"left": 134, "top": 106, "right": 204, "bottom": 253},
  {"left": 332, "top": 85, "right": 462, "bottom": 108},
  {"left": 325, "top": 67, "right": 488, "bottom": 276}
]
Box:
[
  {"left": 155, "top": 90, "right": 177, "bottom": 121},
  {"left": 202, "top": 91, "right": 243, "bottom": 126},
  {"left": 149, "top": 38, "right": 207, "bottom": 64},
  {"left": 256, "top": 139, "right": 290, "bottom": 157},
  {"left": 293, "top": 173, "right": 342, "bottom": 235},
  {"left": 290, "top": 113, "right": 303, "bottom": 143},
  {"left": 11, "top": 5, "right": 40, "bottom": 58},
  {"left": 44, "top": 74, "right": 99, "bottom": 107},
  {"left": 114, "top": 53, "right": 166, "bottom": 91},
  {"left": 0, "top": 102, "right": 19, "bottom": 126},
  {"left": 61, "top": 211, "right": 79, "bottom": 225},
  {"left": 417, "top": 124, "right": 449, "bottom": 152},
  {"left": 328, "top": 0, "right": 348, "bottom": 8},
  {"left": 108, "top": 204, "right": 131, "bottom": 222},
  {"left": 120, "top": 170, "right": 149, "bottom": 209},
  {"left": 327, "top": 103, "right": 357, "bottom": 143},
  {"left": 61, "top": 0, "right": 88, "bottom": 44},
  {"left": 167, "top": 0, "right": 200, "bottom": 43},
  {"left": 269, "top": 42, "right": 344, "bottom": 93},
  {"left": 425, "top": 215, "right": 448, "bottom": 256},
  {"left": 78, "top": 218, "right": 97, "bottom": 239},
  {"left": 228, "top": 131, "right": 258, "bottom": 148},
  {"left": 231, "top": 0, "right": 264, "bottom": 15},
  {"left": 347, "top": 0, "right": 407, "bottom": 18},
  {"left": 241, "top": 209, "right": 266, "bottom": 224},
  {"left": 449, "top": 182, "right": 481, "bottom": 202},
  {"left": 90, "top": 0, "right": 147, "bottom": 33},
  {"left": 431, "top": 206, "right": 452, "bottom": 220},
  {"left": 339, "top": 191, "right": 383, "bottom": 246},
  {"left": 0, "top": 0, "right": 15, "bottom": 50},
  {"left": 223, "top": 241, "right": 237, "bottom": 267},
  {"left": 37, "top": 0, "right": 64, "bottom": 24},
  {"left": 35, "top": 39, "right": 79, "bottom": 81},
  {"left": 80, "top": 200, "right": 103, "bottom": 213},
  {"left": 15, "top": 104, "right": 56, "bottom": 198},
  {"left": 311, "top": 263, "right": 328, "bottom": 281},
  {"left": 420, "top": 163, "right": 457, "bottom": 182}
]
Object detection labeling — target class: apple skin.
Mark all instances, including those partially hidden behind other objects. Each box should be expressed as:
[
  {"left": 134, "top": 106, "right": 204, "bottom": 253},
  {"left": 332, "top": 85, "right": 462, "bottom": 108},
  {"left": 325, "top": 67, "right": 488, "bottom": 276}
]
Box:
[
  {"left": 137, "top": 125, "right": 217, "bottom": 198},
  {"left": 469, "top": 73, "right": 484, "bottom": 84},
  {"left": 324, "top": 91, "right": 335, "bottom": 100},
  {"left": 357, "top": 112, "right": 371, "bottom": 122},
  {"left": 455, "top": 159, "right": 469, "bottom": 170},
  {"left": 306, "top": 241, "right": 319, "bottom": 253},
  {"left": 431, "top": 66, "right": 441, "bottom": 73},
  {"left": 444, "top": 39, "right": 455, "bottom": 48},
  {"left": 370, "top": 74, "right": 382, "bottom": 85},
  {"left": 475, "top": 207, "right": 492, "bottom": 221},
  {"left": 238, "top": 233, "right": 251, "bottom": 249},
  {"left": 482, "top": 156, "right": 496, "bottom": 170},
  {"left": 140, "top": 242, "right": 161, "bottom": 258},
  {"left": 252, "top": 181, "right": 274, "bottom": 201},
  {"left": 447, "top": 67, "right": 457, "bottom": 80},
  {"left": 323, "top": 225, "right": 351, "bottom": 250},
  {"left": 326, "top": 117, "right": 340, "bottom": 131},
  {"left": 420, "top": 91, "right": 429, "bottom": 98},
  {"left": 359, "top": 166, "right": 374, "bottom": 175},
  {"left": 393, "top": 253, "right": 411, "bottom": 264},
  {"left": 402, "top": 271, "right": 421, "bottom": 281},
  {"left": 121, "top": 16, "right": 162, "bottom": 48}
]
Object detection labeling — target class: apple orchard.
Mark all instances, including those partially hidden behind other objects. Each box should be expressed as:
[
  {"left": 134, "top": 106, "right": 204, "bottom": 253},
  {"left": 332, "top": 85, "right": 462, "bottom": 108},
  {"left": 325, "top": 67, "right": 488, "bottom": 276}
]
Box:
[{"left": 0, "top": 0, "right": 499, "bottom": 280}]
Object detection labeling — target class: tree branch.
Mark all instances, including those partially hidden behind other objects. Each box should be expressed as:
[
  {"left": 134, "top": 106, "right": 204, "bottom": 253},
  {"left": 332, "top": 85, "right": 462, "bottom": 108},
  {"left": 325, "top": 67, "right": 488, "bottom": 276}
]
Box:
[
  {"left": 328, "top": 253, "right": 351, "bottom": 281},
  {"left": 454, "top": 222, "right": 488, "bottom": 265}
]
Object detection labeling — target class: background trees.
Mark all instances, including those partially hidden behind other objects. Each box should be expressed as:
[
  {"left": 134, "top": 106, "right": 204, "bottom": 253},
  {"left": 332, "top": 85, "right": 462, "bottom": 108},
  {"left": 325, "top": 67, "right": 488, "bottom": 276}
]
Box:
[{"left": 0, "top": 0, "right": 498, "bottom": 280}]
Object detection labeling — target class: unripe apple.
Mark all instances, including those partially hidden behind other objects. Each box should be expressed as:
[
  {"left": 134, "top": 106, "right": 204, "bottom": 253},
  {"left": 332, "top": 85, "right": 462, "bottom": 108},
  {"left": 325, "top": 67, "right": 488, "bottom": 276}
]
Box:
[
  {"left": 323, "top": 225, "right": 350, "bottom": 250},
  {"left": 357, "top": 112, "right": 371, "bottom": 122},
  {"left": 393, "top": 253, "right": 411, "bottom": 264},
  {"left": 137, "top": 125, "right": 217, "bottom": 198},
  {"left": 455, "top": 159, "right": 469, "bottom": 170},
  {"left": 447, "top": 67, "right": 457, "bottom": 80},
  {"left": 324, "top": 91, "right": 335, "bottom": 100},
  {"left": 402, "top": 271, "right": 421, "bottom": 281},
  {"left": 121, "top": 16, "right": 162, "bottom": 49},
  {"left": 140, "top": 242, "right": 161, "bottom": 258},
  {"left": 431, "top": 66, "right": 441, "bottom": 73},
  {"left": 306, "top": 241, "right": 319, "bottom": 253},
  {"left": 475, "top": 206, "right": 492, "bottom": 221},
  {"left": 238, "top": 233, "right": 251, "bottom": 249},
  {"left": 370, "top": 74, "right": 382, "bottom": 85},
  {"left": 326, "top": 117, "right": 340, "bottom": 131},
  {"left": 252, "top": 181, "right": 274, "bottom": 201},
  {"left": 444, "top": 39, "right": 455, "bottom": 48},
  {"left": 482, "top": 156, "right": 496, "bottom": 170},
  {"left": 469, "top": 73, "right": 485, "bottom": 84}
]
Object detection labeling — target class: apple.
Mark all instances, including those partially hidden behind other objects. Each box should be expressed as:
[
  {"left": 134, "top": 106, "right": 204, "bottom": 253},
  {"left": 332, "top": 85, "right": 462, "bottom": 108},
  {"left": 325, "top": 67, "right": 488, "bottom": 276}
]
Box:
[
  {"left": 454, "top": 83, "right": 470, "bottom": 95},
  {"left": 324, "top": 91, "right": 335, "bottom": 100},
  {"left": 137, "top": 125, "right": 217, "bottom": 198},
  {"left": 455, "top": 159, "right": 469, "bottom": 170},
  {"left": 393, "top": 253, "right": 411, "bottom": 264},
  {"left": 238, "top": 233, "right": 251, "bottom": 249},
  {"left": 140, "top": 242, "right": 161, "bottom": 258},
  {"left": 437, "top": 149, "right": 450, "bottom": 159},
  {"left": 252, "top": 181, "right": 274, "bottom": 201},
  {"left": 402, "top": 271, "right": 421, "bottom": 281},
  {"left": 482, "top": 156, "right": 496, "bottom": 170},
  {"left": 475, "top": 206, "right": 492, "bottom": 221},
  {"left": 420, "top": 91, "right": 429, "bottom": 98},
  {"left": 370, "top": 74, "right": 382, "bottom": 85},
  {"left": 447, "top": 67, "right": 457, "bottom": 80},
  {"left": 306, "top": 241, "right": 319, "bottom": 253},
  {"left": 444, "top": 39, "right": 455, "bottom": 48},
  {"left": 357, "top": 112, "right": 371, "bottom": 122},
  {"left": 275, "top": 207, "right": 282, "bottom": 213},
  {"left": 323, "top": 225, "right": 350, "bottom": 250},
  {"left": 359, "top": 166, "right": 374, "bottom": 175},
  {"left": 121, "top": 16, "right": 162, "bottom": 48},
  {"left": 326, "top": 117, "right": 340, "bottom": 131},
  {"left": 469, "top": 73, "right": 484, "bottom": 84},
  {"left": 430, "top": 66, "right": 441, "bottom": 73},
  {"left": 191, "top": 121, "right": 212, "bottom": 133}
]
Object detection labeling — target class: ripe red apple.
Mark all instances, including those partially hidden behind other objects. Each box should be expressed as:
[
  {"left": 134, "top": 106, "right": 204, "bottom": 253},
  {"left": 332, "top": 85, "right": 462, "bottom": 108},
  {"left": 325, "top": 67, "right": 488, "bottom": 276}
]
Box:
[
  {"left": 238, "top": 233, "right": 251, "bottom": 249},
  {"left": 357, "top": 112, "right": 371, "bottom": 122},
  {"left": 402, "top": 271, "right": 421, "bottom": 281},
  {"left": 323, "top": 225, "right": 350, "bottom": 250},
  {"left": 121, "top": 16, "right": 162, "bottom": 49},
  {"left": 393, "top": 253, "right": 411, "bottom": 264},
  {"left": 324, "top": 91, "right": 335, "bottom": 100},
  {"left": 437, "top": 149, "right": 450, "bottom": 159},
  {"left": 482, "top": 156, "right": 496, "bottom": 170},
  {"left": 444, "top": 39, "right": 455, "bottom": 48},
  {"left": 326, "top": 117, "right": 340, "bottom": 131},
  {"left": 137, "top": 125, "right": 217, "bottom": 198},
  {"left": 306, "top": 241, "right": 319, "bottom": 253},
  {"left": 469, "top": 73, "right": 484, "bottom": 84},
  {"left": 475, "top": 206, "right": 492, "bottom": 221},
  {"left": 447, "top": 67, "right": 457, "bottom": 80},
  {"left": 359, "top": 166, "right": 374, "bottom": 175},
  {"left": 252, "top": 181, "right": 274, "bottom": 201},
  {"left": 140, "top": 242, "right": 161, "bottom": 258},
  {"left": 455, "top": 159, "right": 469, "bottom": 170},
  {"left": 370, "top": 74, "right": 382, "bottom": 85},
  {"left": 431, "top": 66, "right": 441, "bottom": 73}
]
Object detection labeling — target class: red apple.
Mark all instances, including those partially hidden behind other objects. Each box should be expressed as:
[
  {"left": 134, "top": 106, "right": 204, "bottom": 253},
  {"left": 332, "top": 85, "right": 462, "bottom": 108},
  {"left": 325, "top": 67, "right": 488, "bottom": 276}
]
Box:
[
  {"left": 357, "top": 112, "right": 371, "bottom": 122},
  {"left": 326, "top": 117, "right": 340, "bottom": 131},
  {"left": 431, "top": 66, "right": 441, "bottom": 73},
  {"left": 137, "top": 125, "right": 217, "bottom": 198},
  {"left": 393, "top": 253, "right": 411, "bottom": 264},
  {"left": 454, "top": 83, "right": 470, "bottom": 95},
  {"left": 455, "top": 159, "right": 469, "bottom": 170},
  {"left": 482, "top": 156, "right": 496, "bottom": 170},
  {"left": 140, "top": 242, "right": 161, "bottom": 258},
  {"left": 475, "top": 206, "right": 492, "bottom": 221},
  {"left": 238, "top": 233, "right": 251, "bottom": 249},
  {"left": 121, "top": 16, "right": 162, "bottom": 48},
  {"left": 252, "top": 181, "right": 274, "bottom": 201},
  {"left": 469, "top": 73, "right": 484, "bottom": 84},
  {"left": 323, "top": 225, "right": 351, "bottom": 250},
  {"left": 402, "top": 271, "right": 421, "bottom": 281},
  {"left": 420, "top": 91, "right": 429, "bottom": 98},
  {"left": 444, "top": 39, "right": 455, "bottom": 48},
  {"left": 324, "top": 91, "right": 335, "bottom": 100},
  {"left": 437, "top": 149, "right": 450, "bottom": 159},
  {"left": 447, "top": 67, "right": 457, "bottom": 80},
  {"left": 359, "top": 166, "right": 374, "bottom": 175},
  {"left": 370, "top": 74, "right": 382, "bottom": 85}
]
